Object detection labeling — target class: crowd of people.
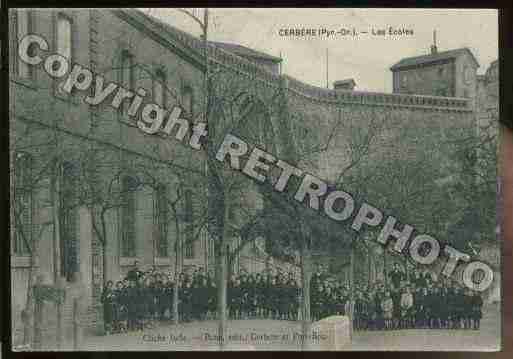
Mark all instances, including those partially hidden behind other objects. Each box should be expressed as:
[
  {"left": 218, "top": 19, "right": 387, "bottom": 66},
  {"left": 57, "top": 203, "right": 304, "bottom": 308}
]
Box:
[
  {"left": 100, "top": 261, "right": 302, "bottom": 334},
  {"left": 341, "top": 264, "right": 484, "bottom": 331},
  {"left": 101, "top": 261, "right": 483, "bottom": 334}
]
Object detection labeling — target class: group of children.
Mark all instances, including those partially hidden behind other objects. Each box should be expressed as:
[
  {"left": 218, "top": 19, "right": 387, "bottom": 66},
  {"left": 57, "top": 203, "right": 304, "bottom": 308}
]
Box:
[
  {"left": 100, "top": 262, "right": 484, "bottom": 334},
  {"left": 352, "top": 285, "right": 484, "bottom": 331},
  {"left": 350, "top": 265, "right": 484, "bottom": 331},
  {"left": 100, "top": 263, "right": 215, "bottom": 333},
  {"left": 309, "top": 264, "right": 484, "bottom": 330},
  {"left": 100, "top": 265, "right": 302, "bottom": 333},
  {"left": 227, "top": 272, "right": 300, "bottom": 320}
]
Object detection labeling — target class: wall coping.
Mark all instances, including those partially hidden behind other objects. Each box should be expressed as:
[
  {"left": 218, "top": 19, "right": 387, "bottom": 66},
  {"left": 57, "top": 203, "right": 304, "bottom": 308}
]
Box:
[{"left": 283, "top": 75, "right": 472, "bottom": 111}]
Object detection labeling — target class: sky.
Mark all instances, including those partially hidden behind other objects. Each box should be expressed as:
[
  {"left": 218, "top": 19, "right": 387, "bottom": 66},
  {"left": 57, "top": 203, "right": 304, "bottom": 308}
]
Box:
[{"left": 145, "top": 8, "right": 499, "bottom": 93}]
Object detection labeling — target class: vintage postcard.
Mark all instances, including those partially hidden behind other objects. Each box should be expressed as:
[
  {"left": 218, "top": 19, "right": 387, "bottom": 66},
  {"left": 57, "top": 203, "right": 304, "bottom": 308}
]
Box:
[{"left": 8, "top": 8, "right": 500, "bottom": 351}]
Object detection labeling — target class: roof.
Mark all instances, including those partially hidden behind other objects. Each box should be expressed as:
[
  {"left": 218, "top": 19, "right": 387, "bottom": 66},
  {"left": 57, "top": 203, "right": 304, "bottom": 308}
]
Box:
[
  {"left": 122, "top": 10, "right": 281, "bottom": 69},
  {"left": 209, "top": 41, "right": 282, "bottom": 63},
  {"left": 390, "top": 48, "right": 480, "bottom": 71},
  {"left": 132, "top": 9, "right": 206, "bottom": 51},
  {"left": 116, "top": 9, "right": 206, "bottom": 68}
]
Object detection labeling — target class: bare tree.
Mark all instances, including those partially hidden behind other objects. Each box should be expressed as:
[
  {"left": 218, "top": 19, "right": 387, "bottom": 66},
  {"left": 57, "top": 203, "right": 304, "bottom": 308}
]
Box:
[{"left": 10, "top": 119, "right": 91, "bottom": 347}]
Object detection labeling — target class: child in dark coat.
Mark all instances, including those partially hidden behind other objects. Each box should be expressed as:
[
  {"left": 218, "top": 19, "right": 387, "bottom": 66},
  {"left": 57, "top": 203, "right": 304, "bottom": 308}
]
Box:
[{"left": 471, "top": 291, "right": 483, "bottom": 330}]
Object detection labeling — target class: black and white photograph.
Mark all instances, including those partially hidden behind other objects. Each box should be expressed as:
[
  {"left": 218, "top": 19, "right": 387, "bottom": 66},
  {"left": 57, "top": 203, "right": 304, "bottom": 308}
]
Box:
[{"left": 7, "top": 7, "right": 501, "bottom": 351}]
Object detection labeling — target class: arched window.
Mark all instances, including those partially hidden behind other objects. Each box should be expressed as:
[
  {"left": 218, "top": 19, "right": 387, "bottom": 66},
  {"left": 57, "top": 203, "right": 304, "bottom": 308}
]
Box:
[
  {"left": 56, "top": 14, "right": 73, "bottom": 96},
  {"left": 154, "top": 69, "right": 166, "bottom": 108},
  {"left": 155, "top": 184, "right": 168, "bottom": 257},
  {"left": 15, "top": 10, "right": 32, "bottom": 79},
  {"left": 121, "top": 175, "right": 137, "bottom": 258},
  {"left": 120, "top": 50, "right": 134, "bottom": 115},
  {"left": 56, "top": 14, "right": 72, "bottom": 61},
  {"left": 184, "top": 189, "right": 194, "bottom": 259},
  {"left": 13, "top": 152, "right": 33, "bottom": 255},
  {"left": 61, "top": 161, "right": 79, "bottom": 281},
  {"left": 182, "top": 86, "right": 193, "bottom": 117}
]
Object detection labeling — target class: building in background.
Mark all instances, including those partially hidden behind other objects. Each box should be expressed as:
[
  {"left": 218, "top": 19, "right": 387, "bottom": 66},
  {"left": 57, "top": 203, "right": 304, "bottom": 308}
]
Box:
[{"left": 390, "top": 32, "right": 480, "bottom": 100}]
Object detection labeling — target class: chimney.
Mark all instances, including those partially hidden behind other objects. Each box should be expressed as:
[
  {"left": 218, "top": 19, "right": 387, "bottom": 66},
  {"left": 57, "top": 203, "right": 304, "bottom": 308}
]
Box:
[
  {"left": 430, "top": 30, "right": 438, "bottom": 54},
  {"left": 333, "top": 79, "right": 356, "bottom": 91}
]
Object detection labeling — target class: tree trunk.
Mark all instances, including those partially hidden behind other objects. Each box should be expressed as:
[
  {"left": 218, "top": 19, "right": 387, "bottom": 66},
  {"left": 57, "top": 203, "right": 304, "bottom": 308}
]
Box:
[
  {"left": 56, "top": 301, "right": 63, "bottom": 349},
  {"left": 33, "top": 298, "right": 43, "bottom": 350},
  {"left": 383, "top": 248, "right": 387, "bottom": 286},
  {"left": 349, "top": 243, "right": 355, "bottom": 340},
  {"left": 72, "top": 297, "right": 81, "bottom": 350},
  {"left": 299, "top": 241, "right": 312, "bottom": 351},
  {"left": 173, "top": 210, "right": 181, "bottom": 325},
  {"left": 56, "top": 278, "right": 66, "bottom": 349},
  {"left": 24, "top": 168, "right": 59, "bottom": 347},
  {"left": 367, "top": 248, "right": 372, "bottom": 287},
  {"left": 22, "top": 256, "right": 36, "bottom": 347},
  {"left": 217, "top": 199, "right": 229, "bottom": 350},
  {"left": 173, "top": 276, "right": 179, "bottom": 324},
  {"left": 217, "top": 245, "right": 227, "bottom": 349},
  {"left": 102, "top": 243, "right": 108, "bottom": 288},
  {"left": 100, "top": 212, "right": 108, "bottom": 288}
]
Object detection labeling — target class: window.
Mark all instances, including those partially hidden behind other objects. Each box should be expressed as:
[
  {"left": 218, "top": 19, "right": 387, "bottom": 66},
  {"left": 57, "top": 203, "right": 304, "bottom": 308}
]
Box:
[
  {"left": 184, "top": 189, "right": 194, "bottom": 259},
  {"left": 155, "top": 184, "right": 168, "bottom": 257},
  {"left": 207, "top": 236, "right": 214, "bottom": 259},
  {"left": 121, "top": 175, "right": 137, "bottom": 257},
  {"left": 120, "top": 51, "right": 134, "bottom": 115},
  {"left": 55, "top": 14, "right": 72, "bottom": 96},
  {"left": 56, "top": 15, "right": 72, "bottom": 61},
  {"left": 16, "top": 10, "right": 32, "bottom": 79},
  {"left": 13, "top": 152, "right": 33, "bottom": 256},
  {"left": 61, "top": 161, "right": 79, "bottom": 282},
  {"left": 182, "top": 86, "right": 193, "bottom": 116},
  {"left": 401, "top": 74, "right": 408, "bottom": 88},
  {"left": 154, "top": 70, "right": 166, "bottom": 107},
  {"left": 464, "top": 66, "right": 473, "bottom": 85}
]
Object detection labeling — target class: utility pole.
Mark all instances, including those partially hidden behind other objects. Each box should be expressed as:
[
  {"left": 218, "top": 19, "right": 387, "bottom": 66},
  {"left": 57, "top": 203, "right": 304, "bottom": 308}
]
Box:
[
  {"left": 326, "top": 48, "right": 329, "bottom": 89},
  {"left": 203, "top": 8, "right": 209, "bottom": 99},
  {"left": 430, "top": 29, "right": 438, "bottom": 54},
  {"left": 279, "top": 51, "right": 283, "bottom": 76},
  {"left": 349, "top": 241, "right": 355, "bottom": 340}
]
